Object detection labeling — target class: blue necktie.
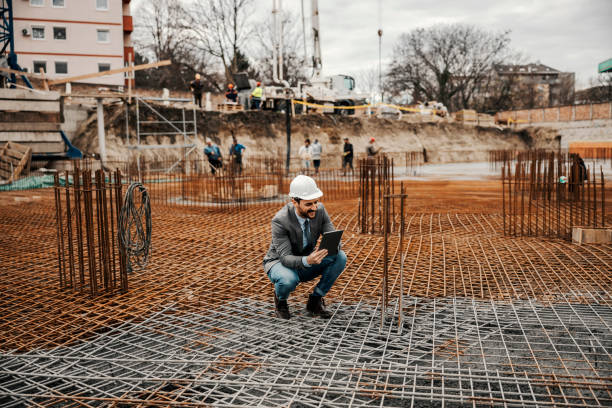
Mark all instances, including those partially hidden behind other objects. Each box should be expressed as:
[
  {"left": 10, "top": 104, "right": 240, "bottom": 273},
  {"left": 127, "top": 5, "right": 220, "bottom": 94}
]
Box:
[{"left": 302, "top": 219, "right": 310, "bottom": 249}]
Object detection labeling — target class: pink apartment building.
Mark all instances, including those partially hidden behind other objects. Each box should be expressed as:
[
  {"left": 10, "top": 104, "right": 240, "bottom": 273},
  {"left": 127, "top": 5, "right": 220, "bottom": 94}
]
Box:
[{"left": 12, "top": 0, "right": 133, "bottom": 86}]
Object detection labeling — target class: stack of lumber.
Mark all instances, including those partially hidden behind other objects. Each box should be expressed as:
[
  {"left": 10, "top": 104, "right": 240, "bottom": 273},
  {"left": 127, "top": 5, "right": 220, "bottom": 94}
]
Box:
[
  {"left": 217, "top": 103, "right": 244, "bottom": 112},
  {"left": 0, "top": 141, "right": 32, "bottom": 183},
  {"left": 0, "top": 89, "right": 65, "bottom": 154},
  {"left": 569, "top": 141, "right": 612, "bottom": 160},
  {"left": 477, "top": 113, "right": 495, "bottom": 126},
  {"left": 455, "top": 109, "right": 477, "bottom": 123}
]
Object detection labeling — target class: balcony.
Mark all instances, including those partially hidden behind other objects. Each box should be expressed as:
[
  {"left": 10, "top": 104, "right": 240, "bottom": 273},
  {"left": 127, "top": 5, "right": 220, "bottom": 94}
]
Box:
[{"left": 123, "top": 15, "right": 133, "bottom": 33}]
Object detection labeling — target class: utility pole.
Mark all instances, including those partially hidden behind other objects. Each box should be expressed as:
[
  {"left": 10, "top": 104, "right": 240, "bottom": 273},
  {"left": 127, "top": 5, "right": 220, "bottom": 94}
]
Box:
[
  {"left": 378, "top": 28, "right": 383, "bottom": 103},
  {"left": 377, "top": 0, "right": 383, "bottom": 102},
  {"left": 285, "top": 89, "right": 292, "bottom": 174},
  {"left": 96, "top": 98, "right": 107, "bottom": 166}
]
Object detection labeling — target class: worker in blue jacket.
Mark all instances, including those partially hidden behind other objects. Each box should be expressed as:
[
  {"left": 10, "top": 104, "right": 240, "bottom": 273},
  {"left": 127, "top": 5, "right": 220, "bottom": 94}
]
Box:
[
  {"left": 229, "top": 137, "right": 246, "bottom": 174},
  {"left": 204, "top": 139, "right": 223, "bottom": 174}
]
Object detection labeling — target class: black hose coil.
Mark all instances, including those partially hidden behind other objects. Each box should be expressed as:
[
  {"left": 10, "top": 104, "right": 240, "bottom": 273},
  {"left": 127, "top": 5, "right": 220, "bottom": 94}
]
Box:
[{"left": 118, "top": 182, "right": 151, "bottom": 272}]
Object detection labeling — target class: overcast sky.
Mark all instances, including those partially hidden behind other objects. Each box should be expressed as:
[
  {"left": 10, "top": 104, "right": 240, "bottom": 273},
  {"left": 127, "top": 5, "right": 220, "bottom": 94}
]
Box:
[{"left": 133, "top": 0, "right": 612, "bottom": 89}]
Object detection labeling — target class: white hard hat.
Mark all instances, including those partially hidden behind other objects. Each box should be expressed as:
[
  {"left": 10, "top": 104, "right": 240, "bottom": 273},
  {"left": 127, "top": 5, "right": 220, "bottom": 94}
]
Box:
[{"left": 289, "top": 175, "right": 323, "bottom": 200}]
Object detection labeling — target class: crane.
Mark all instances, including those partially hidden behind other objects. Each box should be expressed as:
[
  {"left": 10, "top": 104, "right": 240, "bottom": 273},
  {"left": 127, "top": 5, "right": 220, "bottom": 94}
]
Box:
[
  {"left": 258, "top": 0, "right": 362, "bottom": 114},
  {"left": 0, "top": 0, "right": 32, "bottom": 88}
]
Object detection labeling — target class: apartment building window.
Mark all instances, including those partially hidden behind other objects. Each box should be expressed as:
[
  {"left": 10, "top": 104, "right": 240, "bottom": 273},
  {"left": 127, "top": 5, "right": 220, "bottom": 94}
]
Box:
[
  {"left": 32, "top": 26, "right": 45, "bottom": 40},
  {"left": 96, "top": 0, "right": 108, "bottom": 10},
  {"left": 33, "top": 61, "right": 46, "bottom": 74},
  {"left": 30, "top": 0, "right": 44, "bottom": 6},
  {"left": 96, "top": 29, "right": 110, "bottom": 43},
  {"left": 98, "top": 63, "right": 111, "bottom": 72},
  {"left": 52, "top": 0, "right": 65, "bottom": 7},
  {"left": 55, "top": 62, "right": 68, "bottom": 74},
  {"left": 53, "top": 27, "right": 66, "bottom": 40}
]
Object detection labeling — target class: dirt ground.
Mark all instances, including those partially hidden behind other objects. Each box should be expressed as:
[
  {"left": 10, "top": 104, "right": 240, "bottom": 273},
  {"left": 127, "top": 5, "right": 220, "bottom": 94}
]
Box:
[{"left": 70, "top": 103, "right": 560, "bottom": 163}]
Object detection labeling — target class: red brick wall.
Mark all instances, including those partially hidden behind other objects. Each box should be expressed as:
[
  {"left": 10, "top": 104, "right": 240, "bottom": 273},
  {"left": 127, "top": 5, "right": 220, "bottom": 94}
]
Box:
[
  {"left": 516, "top": 110, "right": 529, "bottom": 122},
  {"left": 574, "top": 104, "right": 591, "bottom": 120},
  {"left": 559, "top": 106, "right": 573, "bottom": 121},
  {"left": 488, "top": 102, "right": 611, "bottom": 124},
  {"left": 592, "top": 103, "right": 610, "bottom": 120},
  {"left": 543, "top": 108, "right": 558, "bottom": 122},
  {"left": 530, "top": 109, "right": 543, "bottom": 122}
]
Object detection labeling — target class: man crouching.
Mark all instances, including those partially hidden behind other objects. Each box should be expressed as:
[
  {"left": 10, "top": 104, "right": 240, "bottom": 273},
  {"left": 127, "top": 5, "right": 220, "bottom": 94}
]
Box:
[{"left": 263, "top": 175, "right": 347, "bottom": 319}]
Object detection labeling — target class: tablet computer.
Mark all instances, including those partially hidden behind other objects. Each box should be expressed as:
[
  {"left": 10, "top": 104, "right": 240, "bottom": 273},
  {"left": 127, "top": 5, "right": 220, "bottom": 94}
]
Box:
[{"left": 318, "top": 230, "right": 343, "bottom": 255}]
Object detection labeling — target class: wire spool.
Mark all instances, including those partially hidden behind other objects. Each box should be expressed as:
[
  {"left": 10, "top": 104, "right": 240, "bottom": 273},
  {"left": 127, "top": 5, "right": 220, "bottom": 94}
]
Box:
[{"left": 118, "top": 182, "right": 151, "bottom": 273}]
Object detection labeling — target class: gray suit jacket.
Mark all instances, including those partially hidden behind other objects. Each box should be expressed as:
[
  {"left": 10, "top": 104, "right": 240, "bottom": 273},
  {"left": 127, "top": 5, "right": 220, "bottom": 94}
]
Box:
[{"left": 263, "top": 202, "right": 336, "bottom": 273}]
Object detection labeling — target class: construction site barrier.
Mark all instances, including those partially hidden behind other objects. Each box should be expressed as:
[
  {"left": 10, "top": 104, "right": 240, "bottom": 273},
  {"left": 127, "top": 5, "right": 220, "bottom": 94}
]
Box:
[
  {"left": 501, "top": 151, "right": 606, "bottom": 240},
  {"left": 291, "top": 100, "right": 442, "bottom": 115},
  {"left": 495, "top": 102, "right": 612, "bottom": 124}
]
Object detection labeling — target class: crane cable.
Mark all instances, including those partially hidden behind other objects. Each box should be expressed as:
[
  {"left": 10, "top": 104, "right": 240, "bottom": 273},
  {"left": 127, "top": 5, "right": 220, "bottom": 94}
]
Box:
[{"left": 118, "top": 182, "right": 151, "bottom": 273}]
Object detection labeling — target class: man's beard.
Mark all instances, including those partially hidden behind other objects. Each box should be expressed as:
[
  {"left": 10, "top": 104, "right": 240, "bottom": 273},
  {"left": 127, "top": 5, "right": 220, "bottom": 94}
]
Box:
[{"left": 299, "top": 207, "right": 316, "bottom": 218}]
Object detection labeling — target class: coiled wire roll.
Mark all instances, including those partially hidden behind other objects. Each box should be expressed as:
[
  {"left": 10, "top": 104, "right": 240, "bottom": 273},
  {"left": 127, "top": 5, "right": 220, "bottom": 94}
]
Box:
[{"left": 118, "top": 182, "right": 151, "bottom": 272}]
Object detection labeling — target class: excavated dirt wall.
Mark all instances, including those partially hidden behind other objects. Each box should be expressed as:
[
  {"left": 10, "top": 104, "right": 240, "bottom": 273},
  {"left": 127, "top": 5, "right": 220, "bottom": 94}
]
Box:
[{"left": 71, "top": 103, "right": 560, "bottom": 163}]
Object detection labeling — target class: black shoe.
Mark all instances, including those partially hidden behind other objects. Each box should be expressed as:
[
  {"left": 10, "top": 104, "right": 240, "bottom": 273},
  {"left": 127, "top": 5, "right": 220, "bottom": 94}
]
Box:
[
  {"left": 306, "top": 294, "right": 332, "bottom": 319},
  {"left": 274, "top": 293, "right": 291, "bottom": 320}
]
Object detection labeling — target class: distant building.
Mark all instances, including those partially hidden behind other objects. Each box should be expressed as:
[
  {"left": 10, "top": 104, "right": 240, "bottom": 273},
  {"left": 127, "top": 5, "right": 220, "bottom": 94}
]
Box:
[
  {"left": 12, "top": 0, "right": 133, "bottom": 86},
  {"left": 494, "top": 63, "right": 575, "bottom": 108}
]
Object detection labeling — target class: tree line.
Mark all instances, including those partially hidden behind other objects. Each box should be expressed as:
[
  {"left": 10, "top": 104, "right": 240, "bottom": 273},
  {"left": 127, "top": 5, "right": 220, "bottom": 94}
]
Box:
[{"left": 133, "top": 1, "right": 611, "bottom": 112}]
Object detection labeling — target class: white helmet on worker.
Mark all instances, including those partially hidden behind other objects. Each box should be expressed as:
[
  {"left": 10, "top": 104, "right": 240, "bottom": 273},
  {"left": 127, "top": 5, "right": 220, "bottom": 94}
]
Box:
[{"left": 289, "top": 175, "right": 323, "bottom": 200}]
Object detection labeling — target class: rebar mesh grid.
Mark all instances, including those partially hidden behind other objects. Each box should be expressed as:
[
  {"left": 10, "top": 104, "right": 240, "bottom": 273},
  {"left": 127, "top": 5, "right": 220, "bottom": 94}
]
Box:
[
  {"left": 1, "top": 180, "right": 611, "bottom": 406},
  {"left": 1, "top": 297, "right": 610, "bottom": 407}
]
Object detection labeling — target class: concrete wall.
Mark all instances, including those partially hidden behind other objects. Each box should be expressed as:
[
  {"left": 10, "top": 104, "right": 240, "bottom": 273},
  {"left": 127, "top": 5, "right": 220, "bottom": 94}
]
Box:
[
  {"left": 13, "top": 0, "right": 128, "bottom": 85},
  {"left": 496, "top": 103, "right": 612, "bottom": 148}
]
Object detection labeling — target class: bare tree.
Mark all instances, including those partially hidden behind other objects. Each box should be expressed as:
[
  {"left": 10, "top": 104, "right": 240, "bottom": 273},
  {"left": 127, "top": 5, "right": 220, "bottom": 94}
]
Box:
[
  {"left": 386, "top": 24, "right": 512, "bottom": 111},
  {"left": 577, "top": 73, "right": 612, "bottom": 103},
  {"left": 355, "top": 66, "right": 379, "bottom": 101},
  {"left": 187, "top": 0, "right": 256, "bottom": 84},
  {"left": 132, "top": 0, "right": 202, "bottom": 89}
]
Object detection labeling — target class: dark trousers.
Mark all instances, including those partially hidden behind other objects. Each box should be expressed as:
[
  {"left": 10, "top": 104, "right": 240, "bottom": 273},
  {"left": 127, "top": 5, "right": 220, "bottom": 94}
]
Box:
[
  {"left": 208, "top": 158, "right": 222, "bottom": 174},
  {"left": 232, "top": 156, "right": 243, "bottom": 174},
  {"left": 251, "top": 97, "right": 261, "bottom": 110},
  {"left": 343, "top": 157, "right": 353, "bottom": 172},
  {"left": 194, "top": 93, "right": 202, "bottom": 108}
]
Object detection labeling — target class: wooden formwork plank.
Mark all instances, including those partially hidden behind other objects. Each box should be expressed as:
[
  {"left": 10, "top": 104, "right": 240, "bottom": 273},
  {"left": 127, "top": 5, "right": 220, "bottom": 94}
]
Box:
[
  {"left": 0, "top": 142, "right": 32, "bottom": 183},
  {"left": 5, "top": 142, "right": 30, "bottom": 153},
  {"left": 0, "top": 123, "right": 62, "bottom": 132},
  {"left": 0, "top": 159, "right": 13, "bottom": 171},
  {"left": 0, "top": 112, "right": 61, "bottom": 123},
  {"left": 0, "top": 131, "right": 64, "bottom": 143},
  {"left": 4, "top": 149, "right": 24, "bottom": 161},
  {"left": 0, "top": 100, "right": 60, "bottom": 112},
  {"left": 0, "top": 89, "right": 60, "bottom": 101}
]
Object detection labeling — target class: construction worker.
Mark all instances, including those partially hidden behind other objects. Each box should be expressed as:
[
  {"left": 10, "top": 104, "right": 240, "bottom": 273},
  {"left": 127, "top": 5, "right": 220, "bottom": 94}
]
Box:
[
  {"left": 366, "top": 137, "right": 380, "bottom": 158},
  {"left": 299, "top": 139, "right": 312, "bottom": 173},
  {"left": 190, "top": 73, "right": 204, "bottom": 108},
  {"left": 225, "top": 84, "right": 238, "bottom": 103},
  {"left": 342, "top": 137, "right": 354, "bottom": 174},
  {"left": 204, "top": 138, "right": 223, "bottom": 175},
  {"left": 229, "top": 137, "right": 246, "bottom": 174},
  {"left": 311, "top": 139, "right": 322, "bottom": 175},
  {"left": 263, "top": 175, "right": 346, "bottom": 319},
  {"left": 251, "top": 81, "right": 263, "bottom": 110}
]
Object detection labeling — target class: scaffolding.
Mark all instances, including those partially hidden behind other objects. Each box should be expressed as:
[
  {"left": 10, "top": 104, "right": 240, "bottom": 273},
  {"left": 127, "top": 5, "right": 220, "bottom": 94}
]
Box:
[{"left": 127, "top": 96, "right": 198, "bottom": 176}]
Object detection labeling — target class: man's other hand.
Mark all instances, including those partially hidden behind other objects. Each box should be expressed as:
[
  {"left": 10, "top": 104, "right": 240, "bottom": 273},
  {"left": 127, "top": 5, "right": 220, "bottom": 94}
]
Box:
[{"left": 307, "top": 249, "right": 328, "bottom": 265}]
